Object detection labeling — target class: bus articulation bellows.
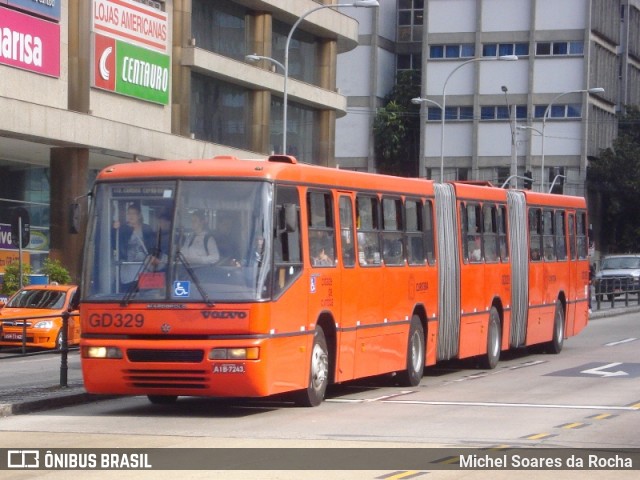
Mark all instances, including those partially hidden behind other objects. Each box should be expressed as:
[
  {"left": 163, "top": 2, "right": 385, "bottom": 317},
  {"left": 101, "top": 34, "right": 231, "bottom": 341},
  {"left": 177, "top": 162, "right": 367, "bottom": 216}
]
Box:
[{"left": 79, "top": 155, "right": 590, "bottom": 406}]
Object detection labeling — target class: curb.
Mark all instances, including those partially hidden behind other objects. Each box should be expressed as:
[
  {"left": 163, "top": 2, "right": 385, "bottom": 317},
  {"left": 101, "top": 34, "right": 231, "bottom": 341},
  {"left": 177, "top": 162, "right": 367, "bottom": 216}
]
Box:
[{"left": 0, "top": 389, "right": 112, "bottom": 417}]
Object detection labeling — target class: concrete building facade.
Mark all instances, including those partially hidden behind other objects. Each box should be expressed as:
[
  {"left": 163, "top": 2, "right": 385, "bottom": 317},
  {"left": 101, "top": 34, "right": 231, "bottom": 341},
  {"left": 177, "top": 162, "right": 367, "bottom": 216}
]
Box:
[
  {"left": 336, "top": 0, "right": 640, "bottom": 198},
  {"left": 0, "top": 0, "right": 362, "bottom": 281}
]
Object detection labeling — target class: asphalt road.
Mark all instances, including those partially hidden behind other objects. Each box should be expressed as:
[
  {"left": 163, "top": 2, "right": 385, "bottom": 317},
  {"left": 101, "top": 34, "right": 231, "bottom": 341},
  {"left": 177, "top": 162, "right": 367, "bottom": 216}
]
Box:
[{"left": 0, "top": 308, "right": 639, "bottom": 479}]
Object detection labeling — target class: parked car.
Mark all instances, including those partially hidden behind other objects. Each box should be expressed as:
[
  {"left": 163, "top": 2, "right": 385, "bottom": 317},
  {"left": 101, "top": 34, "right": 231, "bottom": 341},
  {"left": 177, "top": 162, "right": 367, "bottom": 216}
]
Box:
[
  {"left": 0, "top": 284, "right": 79, "bottom": 350},
  {"left": 594, "top": 254, "right": 640, "bottom": 301}
]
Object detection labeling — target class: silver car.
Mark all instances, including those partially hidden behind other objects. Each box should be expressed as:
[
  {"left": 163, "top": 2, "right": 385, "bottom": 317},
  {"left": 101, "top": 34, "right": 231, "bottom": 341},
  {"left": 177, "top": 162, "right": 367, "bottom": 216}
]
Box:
[{"left": 594, "top": 254, "right": 640, "bottom": 301}]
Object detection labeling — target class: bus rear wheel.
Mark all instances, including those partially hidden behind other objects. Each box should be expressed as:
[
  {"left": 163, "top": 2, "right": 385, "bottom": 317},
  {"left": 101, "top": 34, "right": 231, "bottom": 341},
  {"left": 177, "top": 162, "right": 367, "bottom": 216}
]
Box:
[
  {"left": 396, "top": 315, "right": 425, "bottom": 387},
  {"left": 480, "top": 307, "right": 501, "bottom": 370},
  {"left": 546, "top": 300, "right": 565, "bottom": 354},
  {"left": 294, "top": 327, "right": 329, "bottom": 407}
]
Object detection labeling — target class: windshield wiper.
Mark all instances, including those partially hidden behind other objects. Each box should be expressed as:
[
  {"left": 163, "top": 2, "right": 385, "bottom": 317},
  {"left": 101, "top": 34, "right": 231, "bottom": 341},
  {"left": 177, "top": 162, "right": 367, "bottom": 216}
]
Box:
[
  {"left": 175, "top": 250, "right": 214, "bottom": 307},
  {"left": 120, "top": 253, "right": 158, "bottom": 307}
]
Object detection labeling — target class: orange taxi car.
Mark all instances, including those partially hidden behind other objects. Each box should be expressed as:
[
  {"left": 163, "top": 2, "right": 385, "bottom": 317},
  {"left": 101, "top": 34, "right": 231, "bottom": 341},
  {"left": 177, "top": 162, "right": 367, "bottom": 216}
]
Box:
[{"left": 0, "top": 284, "right": 79, "bottom": 350}]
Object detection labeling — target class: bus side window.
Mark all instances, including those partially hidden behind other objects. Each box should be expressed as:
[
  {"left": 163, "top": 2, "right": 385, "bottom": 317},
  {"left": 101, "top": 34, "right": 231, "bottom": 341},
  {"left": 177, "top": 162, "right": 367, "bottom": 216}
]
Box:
[
  {"left": 576, "top": 211, "right": 588, "bottom": 259},
  {"left": 273, "top": 186, "right": 302, "bottom": 296},
  {"left": 483, "top": 204, "right": 498, "bottom": 263},
  {"left": 543, "top": 210, "right": 556, "bottom": 261},
  {"left": 382, "top": 197, "right": 404, "bottom": 266},
  {"left": 405, "top": 198, "right": 425, "bottom": 266},
  {"left": 463, "top": 203, "right": 482, "bottom": 263},
  {"left": 425, "top": 200, "right": 436, "bottom": 265},
  {"left": 555, "top": 210, "right": 567, "bottom": 260},
  {"left": 568, "top": 213, "right": 577, "bottom": 260},
  {"left": 356, "top": 195, "right": 381, "bottom": 266},
  {"left": 339, "top": 196, "right": 356, "bottom": 267},
  {"left": 307, "top": 191, "right": 335, "bottom": 267},
  {"left": 498, "top": 205, "right": 509, "bottom": 262},
  {"left": 529, "top": 208, "right": 542, "bottom": 261}
]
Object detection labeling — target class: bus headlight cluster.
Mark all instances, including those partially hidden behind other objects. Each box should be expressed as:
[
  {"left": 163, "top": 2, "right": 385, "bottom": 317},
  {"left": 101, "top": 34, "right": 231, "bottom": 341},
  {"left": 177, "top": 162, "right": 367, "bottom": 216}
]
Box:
[
  {"left": 209, "top": 347, "right": 259, "bottom": 360},
  {"left": 82, "top": 346, "right": 123, "bottom": 359}
]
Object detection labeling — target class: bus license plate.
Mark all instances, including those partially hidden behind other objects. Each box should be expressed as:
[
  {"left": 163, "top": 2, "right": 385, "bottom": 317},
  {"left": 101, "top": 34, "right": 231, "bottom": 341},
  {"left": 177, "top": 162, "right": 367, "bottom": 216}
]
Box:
[{"left": 212, "top": 364, "right": 245, "bottom": 374}]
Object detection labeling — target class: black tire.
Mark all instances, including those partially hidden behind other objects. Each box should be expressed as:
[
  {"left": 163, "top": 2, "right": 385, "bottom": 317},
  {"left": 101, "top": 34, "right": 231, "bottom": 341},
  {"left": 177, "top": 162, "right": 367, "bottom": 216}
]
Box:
[
  {"left": 294, "top": 327, "right": 329, "bottom": 407},
  {"left": 480, "top": 307, "right": 501, "bottom": 370},
  {"left": 55, "top": 330, "right": 64, "bottom": 351},
  {"left": 396, "top": 315, "right": 425, "bottom": 387},
  {"left": 147, "top": 395, "right": 178, "bottom": 404},
  {"left": 547, "top": 300, "right": 565, "bottom": 354}
]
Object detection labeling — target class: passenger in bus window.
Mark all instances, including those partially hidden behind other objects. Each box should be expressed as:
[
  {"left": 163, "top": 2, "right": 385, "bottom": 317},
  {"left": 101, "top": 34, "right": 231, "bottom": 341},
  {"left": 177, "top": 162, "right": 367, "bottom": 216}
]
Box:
[
  {"left": 182, "top": 210, "right": 220, "bottom": 265},
  {"left": 113, "top": 202, "right": 156, "bottom": 286},
  {"left": 469, "top": 234, "right": 482, "bottom": 262},
  {"left": 310, "top": 232, "right": 334, "bottom": 267},
  {"left": 150, "top": 209, "right": 172, "bottom": 271}
]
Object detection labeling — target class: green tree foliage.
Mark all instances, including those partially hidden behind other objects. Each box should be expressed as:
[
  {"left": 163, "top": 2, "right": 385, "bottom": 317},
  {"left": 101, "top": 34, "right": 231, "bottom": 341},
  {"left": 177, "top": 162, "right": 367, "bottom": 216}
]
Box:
[
  {"left": 41, "top": 258, "right": 72, "bottom": 285},
  {"left": 373, "top": 70, "right": 421, "bottom": 177},
  {"left": 588, "top": 106, "right": 640, "bottom": 253},
  {"left": 1, "top": 261, "right": 31, "bottom": 296}
]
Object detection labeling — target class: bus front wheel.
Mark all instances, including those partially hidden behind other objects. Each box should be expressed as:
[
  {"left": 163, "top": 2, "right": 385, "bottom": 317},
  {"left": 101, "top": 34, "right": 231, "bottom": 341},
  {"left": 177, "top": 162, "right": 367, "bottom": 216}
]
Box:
[
  {"left": 396, "top": 315, "right": 425, "bottom": 387},
  {"left": 294, "top": 327, "right": 329, "bottom": 407}
]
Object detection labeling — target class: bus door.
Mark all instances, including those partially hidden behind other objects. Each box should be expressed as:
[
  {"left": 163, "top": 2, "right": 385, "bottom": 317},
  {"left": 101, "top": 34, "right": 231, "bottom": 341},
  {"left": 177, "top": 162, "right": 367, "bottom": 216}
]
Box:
[
  {"left": 566, "top": 211, "right": 578, "bottom": 335},
  {"left": 526, "top": 207, "right": 546, "bottom": 344},
  {"left": 458, "top": 202, "right": 486, "bottom": 358},
  {"left": 334, "top": 194, "right": 357, "bottom": 381},
  {"left": 306, "top": 189, "right": 342, "bottom": 368},
  {"left": 352, "top": 194, "right": 386, "bottom": 378}
]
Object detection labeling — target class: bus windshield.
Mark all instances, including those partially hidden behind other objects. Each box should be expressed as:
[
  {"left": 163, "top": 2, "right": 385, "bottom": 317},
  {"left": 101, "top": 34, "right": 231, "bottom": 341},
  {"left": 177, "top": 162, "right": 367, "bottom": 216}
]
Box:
[{"left": 84, "top": 180, "right": 273, "bottom": 303}]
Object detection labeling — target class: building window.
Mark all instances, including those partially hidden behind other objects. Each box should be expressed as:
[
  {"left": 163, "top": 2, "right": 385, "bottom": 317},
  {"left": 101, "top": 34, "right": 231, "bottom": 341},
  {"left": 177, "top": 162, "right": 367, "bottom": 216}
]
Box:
[
  {"left": 480, "top": 105, "right": 527, "bottom": 120},
  {"left": 536, "top": 41, "right": 584, "bottom": 56},
  {"left": 427, "top": 106, "right": 473, "bottom": 121},
  {"left": 483, "top": 43, "right": 529, "bottom": 57},
  {"left": 398, "top": 0, "right": 424, "bottom": 42},
  {"left": 430, "top": 44, "right": 475, "bottom": 59},
  {"left": 192, "top": 0, "right": 246, "bottom": 61},
  {"left": 271, "top": 97, "right": 316, "bottom": 164},
  {"left": 273, "top": 20, "right": 317, "bottom": 85},
  {"left": 190, "top": 73, "right": 249, "bottom": 150},
  {"left": 533, "top": 104, "right": 582, "bottom": 119},
  {"left": 397, "top": 53, "right": 422, "bottom": 82}
]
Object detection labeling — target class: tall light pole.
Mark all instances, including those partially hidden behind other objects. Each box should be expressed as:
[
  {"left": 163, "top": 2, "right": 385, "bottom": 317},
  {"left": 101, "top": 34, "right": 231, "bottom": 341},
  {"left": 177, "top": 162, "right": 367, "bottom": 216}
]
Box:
[
  {"left": 411, "top": 97, "right": 442, "bottom": 178},
  {"left": 538, "top": 87, "right": 604, "bottom": 192},
  {"left": 501, "top": 85, "right": 517, "bottom": 188},
  {"left": 412, "top": 55, "right": 517, "bottom": 182},
  {"left": 282, "top": 0, "right": 379, "bottom": 155}
]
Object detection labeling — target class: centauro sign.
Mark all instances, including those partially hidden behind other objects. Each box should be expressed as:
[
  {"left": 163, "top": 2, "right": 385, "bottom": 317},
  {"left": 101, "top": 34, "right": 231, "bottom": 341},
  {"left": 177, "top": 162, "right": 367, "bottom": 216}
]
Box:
[{"left": 93, "top": 33, "right": 170, "bottom": 105}]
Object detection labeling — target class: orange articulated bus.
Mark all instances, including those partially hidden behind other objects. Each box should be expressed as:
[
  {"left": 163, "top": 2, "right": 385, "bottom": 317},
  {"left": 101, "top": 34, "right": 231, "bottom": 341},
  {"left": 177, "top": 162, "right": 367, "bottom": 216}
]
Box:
[{"left": 79, "top": 155, "right": 589, "bottom": 406}]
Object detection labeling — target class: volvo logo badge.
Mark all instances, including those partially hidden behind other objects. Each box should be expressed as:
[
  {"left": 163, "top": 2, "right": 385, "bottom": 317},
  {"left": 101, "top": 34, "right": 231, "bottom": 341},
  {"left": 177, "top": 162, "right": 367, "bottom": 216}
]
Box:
[{"left": 161, "top": 323, "right": 171, "bottom": 333}]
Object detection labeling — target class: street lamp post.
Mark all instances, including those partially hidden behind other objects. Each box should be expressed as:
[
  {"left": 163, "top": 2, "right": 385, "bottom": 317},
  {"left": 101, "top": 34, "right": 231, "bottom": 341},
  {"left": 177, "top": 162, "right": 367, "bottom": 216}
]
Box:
[
  {"left": 281, "top": 0, "right": 379, "bottom": 155},
  {"left": 538, "top": 87, "right": 604, "bottom": 192},
  {"left": 501, "top": 85, "right": 518, "bottom": 188},
  {"left": 412, "top": 55, "right": 517, "bottom": 182}
]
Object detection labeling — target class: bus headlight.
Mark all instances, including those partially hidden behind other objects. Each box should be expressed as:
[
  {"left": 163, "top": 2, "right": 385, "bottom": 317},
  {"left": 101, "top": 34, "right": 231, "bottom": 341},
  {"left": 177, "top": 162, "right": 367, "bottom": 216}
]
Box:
[
  {"left": 82, "top": 346, "right": 123, "bottom": 359},
  {"left": 209, "top": 347, "right": 259, "bottom": 360}
]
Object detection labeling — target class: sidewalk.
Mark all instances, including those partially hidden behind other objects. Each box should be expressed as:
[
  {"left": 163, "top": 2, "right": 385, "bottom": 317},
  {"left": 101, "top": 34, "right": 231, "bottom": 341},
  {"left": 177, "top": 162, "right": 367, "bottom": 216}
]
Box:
[{"left": 1, "top": 305, "right": 638, "bottom": 418}]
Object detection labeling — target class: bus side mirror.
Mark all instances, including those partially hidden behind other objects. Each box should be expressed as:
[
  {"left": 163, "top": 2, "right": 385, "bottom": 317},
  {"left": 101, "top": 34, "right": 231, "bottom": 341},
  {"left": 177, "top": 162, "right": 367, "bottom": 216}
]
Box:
[
  {"left": 68, "top": 287, "right": 81, "bottom": 311},
  {"left": 69, "top": 203, "right": 81, "bottom": 234},
  {"left": 283, "top": 204, "right": 298, "bottom": 233}
]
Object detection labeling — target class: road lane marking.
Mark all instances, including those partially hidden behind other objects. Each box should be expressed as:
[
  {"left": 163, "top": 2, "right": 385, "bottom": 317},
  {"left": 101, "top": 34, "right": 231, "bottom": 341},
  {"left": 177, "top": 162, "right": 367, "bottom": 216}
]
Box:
[
  {"left": 522, "top": 432, "right": 556, "bottom": 440},
  {"left": 381, "top": 400, "right": 640, "bottom": 411},
  {"left": 605, "top": 338, "right": 637, "bottom": 346},
  {"left": 588, "top": 413, "right": 615, "bottom": 420},
  {"left": 557, "top": 422, "right": 589, "bottom": 429},
  {"left": 376, "top": 471, "right": 427, "bottom": 479}
]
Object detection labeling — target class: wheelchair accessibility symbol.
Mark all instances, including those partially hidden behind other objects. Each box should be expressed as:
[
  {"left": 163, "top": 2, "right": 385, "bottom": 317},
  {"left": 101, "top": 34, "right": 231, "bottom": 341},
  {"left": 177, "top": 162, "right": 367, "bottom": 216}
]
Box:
[{"left": 173, "top": 281, "right": 190, "bottom": 297}]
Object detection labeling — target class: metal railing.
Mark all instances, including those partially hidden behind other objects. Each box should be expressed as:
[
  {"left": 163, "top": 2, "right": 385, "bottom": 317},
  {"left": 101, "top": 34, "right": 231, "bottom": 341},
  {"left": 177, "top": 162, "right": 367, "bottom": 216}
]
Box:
[
  {"left": 0, "top": 310, "right": 79, "bottom": 387},
  {"left": 594, "top": 275, "right": 640, "bottom": 310}
]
